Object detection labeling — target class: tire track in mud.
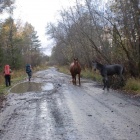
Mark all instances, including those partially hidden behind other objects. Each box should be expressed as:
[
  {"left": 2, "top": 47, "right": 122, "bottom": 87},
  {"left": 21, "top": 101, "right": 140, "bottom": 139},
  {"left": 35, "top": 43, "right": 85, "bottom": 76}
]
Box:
[
  {"left": 84, "top": 85, "right": 140, "bottom": 127},
  {"left": 64, "top": 85, "right": 115, "bottom": 140},
  {"left": 63, "top": 83, "right": 140, "bottom": 140},
  {"left": 81, "top": 84, "right": 140, "bottom": 139},
  {"left": 0, "top": 68, "right": 80, "bottom": 140},
  {"left": 45, "top": 88, "right": 79, "bottom": 140}
]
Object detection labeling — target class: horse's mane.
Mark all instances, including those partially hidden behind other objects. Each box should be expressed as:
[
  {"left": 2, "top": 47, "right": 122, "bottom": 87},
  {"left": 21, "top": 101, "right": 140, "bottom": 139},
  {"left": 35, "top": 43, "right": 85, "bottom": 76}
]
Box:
[{"left": 96, "top": 61, "right": 104, "bottom": 69}]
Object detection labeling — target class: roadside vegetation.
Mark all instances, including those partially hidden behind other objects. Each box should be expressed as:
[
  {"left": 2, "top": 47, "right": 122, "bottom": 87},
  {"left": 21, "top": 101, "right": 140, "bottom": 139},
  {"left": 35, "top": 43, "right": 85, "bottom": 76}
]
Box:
[
  {"left": 124, "top": 78, "right": 140, "bottom": 94},
  {"left": 0, "top": 70, "right": 26, "bottom": 95}
]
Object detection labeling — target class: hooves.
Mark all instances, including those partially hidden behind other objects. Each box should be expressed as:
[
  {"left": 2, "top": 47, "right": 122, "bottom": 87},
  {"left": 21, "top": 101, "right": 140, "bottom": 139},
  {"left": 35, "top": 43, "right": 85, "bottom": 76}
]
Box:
[
  {"left": 72, "top": 82, "right": 81, "bottom": 86},
  {"left": 72, "top": 79, "right": 81, "bottom": 86},
  {"left": 103, "top": 87, "right": 109, "bottom": 91},
  {"left": 72, "top": 83, "right": 81, "bottom": 86}
]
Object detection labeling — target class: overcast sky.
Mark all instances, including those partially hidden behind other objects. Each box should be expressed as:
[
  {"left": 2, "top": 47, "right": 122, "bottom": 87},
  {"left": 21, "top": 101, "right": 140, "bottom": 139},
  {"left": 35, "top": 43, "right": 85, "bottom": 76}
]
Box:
[
  {"left": 13, "top": 0, "right": 108, "bottom": 56},
  {"left": 13, "top": 0, "right": 75, "bottom": 55}
]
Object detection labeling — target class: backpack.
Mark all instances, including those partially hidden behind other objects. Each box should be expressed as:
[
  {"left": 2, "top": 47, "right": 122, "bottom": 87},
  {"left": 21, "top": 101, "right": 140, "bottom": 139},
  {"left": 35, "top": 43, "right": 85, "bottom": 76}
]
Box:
[
  {"left": 4, "top": 65, "right": 10, "bottom": 75},
  {"left": 26, "top": 64, "right": 31, "bottom": 73}
]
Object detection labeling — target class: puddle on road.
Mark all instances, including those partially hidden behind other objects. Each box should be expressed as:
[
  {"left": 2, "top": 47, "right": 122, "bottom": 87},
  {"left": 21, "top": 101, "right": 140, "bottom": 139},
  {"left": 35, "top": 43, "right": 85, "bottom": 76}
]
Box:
[
  {"left": 10, "top": 82, "right": 54, "bottom": 93},
  {"left": 41, "top": 83, "right": 54, "bottom": 91}
]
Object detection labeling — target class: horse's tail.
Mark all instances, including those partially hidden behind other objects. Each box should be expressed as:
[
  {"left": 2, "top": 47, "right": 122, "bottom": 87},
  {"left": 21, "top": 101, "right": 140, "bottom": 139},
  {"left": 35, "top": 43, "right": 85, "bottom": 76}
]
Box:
[
  {"left": 121, "top": 66, "right": 125, "bottom": 81},
  {"left": 122, "top": 66, "right": 125, "bottom": 74}
]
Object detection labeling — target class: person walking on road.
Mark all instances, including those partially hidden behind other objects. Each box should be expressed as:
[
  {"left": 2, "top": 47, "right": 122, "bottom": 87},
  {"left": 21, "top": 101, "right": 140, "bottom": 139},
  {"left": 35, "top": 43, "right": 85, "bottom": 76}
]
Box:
[
  {"left": 26, "top": 64, "right": 32, "bottom": 81},
  {"left": 4, "top": 64, "right": 12, "bottom": 87}
]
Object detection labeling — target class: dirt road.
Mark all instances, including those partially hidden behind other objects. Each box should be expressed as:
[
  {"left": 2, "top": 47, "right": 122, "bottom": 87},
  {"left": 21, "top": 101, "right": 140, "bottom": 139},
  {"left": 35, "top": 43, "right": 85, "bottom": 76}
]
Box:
[{"left": 0, "top": 67, "right": 140, "bottom": 140}]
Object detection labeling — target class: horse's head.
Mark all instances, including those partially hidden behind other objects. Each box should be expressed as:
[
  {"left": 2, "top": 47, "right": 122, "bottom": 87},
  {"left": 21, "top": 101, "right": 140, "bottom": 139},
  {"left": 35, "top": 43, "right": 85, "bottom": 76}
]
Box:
[{"left": 74, "top": 58, "right": 78, "bottom": 65}]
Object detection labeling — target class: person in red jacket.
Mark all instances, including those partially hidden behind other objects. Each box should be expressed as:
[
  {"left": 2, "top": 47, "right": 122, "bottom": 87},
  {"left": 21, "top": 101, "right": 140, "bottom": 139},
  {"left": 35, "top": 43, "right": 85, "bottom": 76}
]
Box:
[{"left": 4, "top": 65, "right": 12, "bottom": 87}]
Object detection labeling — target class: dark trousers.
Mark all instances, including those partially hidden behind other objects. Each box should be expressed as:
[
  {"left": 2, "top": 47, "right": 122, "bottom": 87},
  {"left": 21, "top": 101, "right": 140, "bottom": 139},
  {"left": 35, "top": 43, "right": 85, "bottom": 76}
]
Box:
[
  {"left": 27, "top": 72, "right": 32, "bottom": 81},
  {"left": 27, "top": 72, "right": 32, "bottom": 77},
  {"left": 5, "top": 75, "right": 11, "bottom": 87}
]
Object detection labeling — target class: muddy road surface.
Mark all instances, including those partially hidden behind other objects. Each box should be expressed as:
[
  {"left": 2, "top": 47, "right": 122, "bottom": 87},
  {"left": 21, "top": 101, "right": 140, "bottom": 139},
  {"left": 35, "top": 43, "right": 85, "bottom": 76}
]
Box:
[{"left": 0, "top": 67, "right": 140, "bottom": 140}]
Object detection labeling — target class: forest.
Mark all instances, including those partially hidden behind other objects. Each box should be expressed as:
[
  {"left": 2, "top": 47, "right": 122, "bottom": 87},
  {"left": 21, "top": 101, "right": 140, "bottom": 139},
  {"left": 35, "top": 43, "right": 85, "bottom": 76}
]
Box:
[
  {"left": 46, "top": 0, "right": 140, "bottom": 78},
  {"left": 0, "top": 0, "right": 48, "bottom": 71}
]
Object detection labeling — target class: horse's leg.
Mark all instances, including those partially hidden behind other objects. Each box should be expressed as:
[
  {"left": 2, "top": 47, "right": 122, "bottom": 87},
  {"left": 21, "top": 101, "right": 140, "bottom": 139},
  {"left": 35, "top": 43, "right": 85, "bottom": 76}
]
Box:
[
  {"left": 103, "top": 77, "right": 109, "bottom": 90},
  {"left": 75, "top": 75, "right": 76, "bottom": 85},
  {"left": 102, "top": 78, "right": 106, "bottom": 90},
  {"left": 120, "top": 67, "right": 124, "bottom": 81},
  {"left": 107, "top": 80, "right": 109, "bottom": 91},
  {"left": 105, "top": 77, "right": 109, "bottom": 91},
  {"left": 78, "top": 73, "right": 81, "bottom": 85},
  {"left": 72, "top": 75, "right": 74, "bottom": 85},
  {"left": 121, "top": 75, "right": 124, "bottom": 81},
  {"left": 120, "top": 74, "right": 125, "bottom": 86}
]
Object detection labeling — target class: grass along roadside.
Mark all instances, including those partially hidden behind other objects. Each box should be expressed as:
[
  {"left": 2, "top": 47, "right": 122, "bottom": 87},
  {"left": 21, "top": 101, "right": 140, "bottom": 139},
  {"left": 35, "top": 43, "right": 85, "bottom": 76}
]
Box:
[
  {"left": 57, "top": 66, "right": 140, "bottom": 95},
  {"left": 0, "top": 65, "right": 49, "bottom": 95},
  {"left": 0, "top": 70, "right": 27, "bottom": 95},
  {"left": 123, "top": 78, "right": 140, "bottom": 94}
]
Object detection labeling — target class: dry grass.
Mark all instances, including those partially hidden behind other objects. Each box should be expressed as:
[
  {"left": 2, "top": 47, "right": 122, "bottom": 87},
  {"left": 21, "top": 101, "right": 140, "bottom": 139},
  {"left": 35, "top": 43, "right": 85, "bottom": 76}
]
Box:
[
  {"left": 123, "top": 78, "right": 140, "bottom": 94},
  {"left": 0, "top": 70, "right": 26, "bottom": 94},
  {"left": 57, "top": 66, "right": 70, "bottom": 75},
  {"left": 57, "top": 66, "right": 102, "bottom": 82}
]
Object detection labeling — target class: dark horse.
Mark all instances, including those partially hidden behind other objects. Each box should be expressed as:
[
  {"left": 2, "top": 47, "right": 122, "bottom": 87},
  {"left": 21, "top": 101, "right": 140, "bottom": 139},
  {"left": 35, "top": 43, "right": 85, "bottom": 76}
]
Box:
[
  {"left": 70, "top": 58, "right": 81, "bottom": 85},
  {"left": 92, "top": 61, "right": 124, "bottom": 90}
]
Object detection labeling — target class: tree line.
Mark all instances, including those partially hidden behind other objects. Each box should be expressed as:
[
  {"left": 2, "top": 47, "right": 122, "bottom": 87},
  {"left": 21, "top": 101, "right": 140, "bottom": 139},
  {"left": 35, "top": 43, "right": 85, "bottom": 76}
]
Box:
[
  {"left": 46, "top": 0, "right": 140, "bottom": 78},
  {"left": 0, "top": 0, "right": 47, "bottom": 71}
]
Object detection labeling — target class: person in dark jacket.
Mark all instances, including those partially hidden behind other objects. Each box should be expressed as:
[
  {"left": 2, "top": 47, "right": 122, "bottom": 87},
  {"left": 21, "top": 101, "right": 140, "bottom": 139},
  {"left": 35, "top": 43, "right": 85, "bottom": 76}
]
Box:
[{"left": 26, "top": 64, "right": 32, "bottom": 81}]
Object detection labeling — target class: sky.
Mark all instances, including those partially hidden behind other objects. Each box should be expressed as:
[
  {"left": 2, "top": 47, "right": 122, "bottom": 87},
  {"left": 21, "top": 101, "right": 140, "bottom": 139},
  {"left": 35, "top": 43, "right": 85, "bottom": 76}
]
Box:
[
  {"left": 8, "top": 0, "right": 108, "bottom": 56},
  {"left": 13, "top": 0, "right": 75, "bottom": 56}
]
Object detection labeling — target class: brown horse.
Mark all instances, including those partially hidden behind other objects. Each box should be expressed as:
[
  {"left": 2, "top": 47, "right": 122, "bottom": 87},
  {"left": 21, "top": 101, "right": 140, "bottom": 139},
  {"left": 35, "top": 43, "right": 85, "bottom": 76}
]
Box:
[{"left": 70, "top": 58, "right": 81, "bottom": 85}]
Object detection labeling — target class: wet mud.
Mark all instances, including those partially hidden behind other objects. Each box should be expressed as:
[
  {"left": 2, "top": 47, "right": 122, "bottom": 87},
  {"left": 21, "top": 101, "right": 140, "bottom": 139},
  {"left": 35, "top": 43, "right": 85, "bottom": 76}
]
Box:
[
  {"left": 0, "top": 67, "right": 140, "bottom": 140},
  {"left": 0, "top": 95, "right": 6, "bottom": 112},
  {"left": 10, "top": 82, "right": 54, "bottom": 93}
]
